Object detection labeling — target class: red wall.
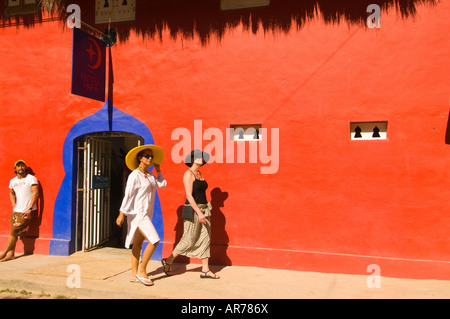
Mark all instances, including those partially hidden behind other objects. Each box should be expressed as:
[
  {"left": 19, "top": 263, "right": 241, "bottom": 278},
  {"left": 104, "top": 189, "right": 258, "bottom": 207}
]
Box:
[{"left": 1, "top": 1, "right": 449, "bottom": 279}]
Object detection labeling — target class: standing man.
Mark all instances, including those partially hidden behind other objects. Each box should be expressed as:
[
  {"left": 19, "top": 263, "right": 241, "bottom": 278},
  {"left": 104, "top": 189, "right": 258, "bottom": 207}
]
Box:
[{"left": 0, "top": 160, "right": 39, "bottom": 262}]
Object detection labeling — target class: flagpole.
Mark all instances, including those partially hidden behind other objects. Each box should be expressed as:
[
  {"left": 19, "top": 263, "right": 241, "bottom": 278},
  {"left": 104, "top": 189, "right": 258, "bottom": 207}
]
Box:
[
  {"left": 107, "top": 19, "right": 113, "bottom": 132},
  {"left": 74, "top": 17, "right": 110, "bottom": 40}
]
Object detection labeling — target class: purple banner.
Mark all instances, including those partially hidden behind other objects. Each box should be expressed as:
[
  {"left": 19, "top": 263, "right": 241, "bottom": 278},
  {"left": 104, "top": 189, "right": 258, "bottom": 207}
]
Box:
[{"left": 71, "top": 28, "right": 106, "bottom": 102}]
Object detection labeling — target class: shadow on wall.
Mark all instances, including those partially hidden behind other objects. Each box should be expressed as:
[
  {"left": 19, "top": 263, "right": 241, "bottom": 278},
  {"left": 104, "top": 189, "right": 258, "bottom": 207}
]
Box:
[
  {"left": 20, "top": 167, "right": 44, "bottom": 255},
  {"left": 172, "top": 187, "right": 230, "bottom": 266},
  {"left": 0, "top": 0, "right": 438, "bottom": 45},
  {"left": 445, "top": 110, "right": 450, "bottom": 145},
  {"left": 209, "top": 187, "right": 230, "bottom": 266}
]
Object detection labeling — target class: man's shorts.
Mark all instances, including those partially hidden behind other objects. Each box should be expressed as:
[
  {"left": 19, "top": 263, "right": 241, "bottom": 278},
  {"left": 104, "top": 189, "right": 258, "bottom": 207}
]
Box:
[{"left": 10, "top": 210, "right": 36, "bottom": 237}]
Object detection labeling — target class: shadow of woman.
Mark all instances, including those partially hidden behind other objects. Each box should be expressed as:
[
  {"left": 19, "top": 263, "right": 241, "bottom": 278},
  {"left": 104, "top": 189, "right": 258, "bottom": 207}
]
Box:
[
  {"left": 19, "top": 167, "right": 44, "bottom": 255},
  {"left": 209, "top": 187, "right": 231, "bottom": 267},
  {"left": 169, "top": 187, "right": 230, "bottom": 272}
]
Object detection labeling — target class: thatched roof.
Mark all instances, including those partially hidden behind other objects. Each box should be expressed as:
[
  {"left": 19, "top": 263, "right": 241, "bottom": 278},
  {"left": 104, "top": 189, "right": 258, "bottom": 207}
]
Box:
[{"left": 0, "top": 0, "right": 439, "bottom": 45}]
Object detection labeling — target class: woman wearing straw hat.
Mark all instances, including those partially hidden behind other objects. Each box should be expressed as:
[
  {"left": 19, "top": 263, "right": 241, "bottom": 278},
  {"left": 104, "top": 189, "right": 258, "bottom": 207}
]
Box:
[
  {"left": 161, "top": 149, "right": 220, "bottom": 279},
  {"left": 116, "top": 144, "right": 166, "bottom": 286}
]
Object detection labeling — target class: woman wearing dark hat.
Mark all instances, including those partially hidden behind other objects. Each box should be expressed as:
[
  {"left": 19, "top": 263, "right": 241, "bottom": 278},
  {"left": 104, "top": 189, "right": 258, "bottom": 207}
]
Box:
[
  {"left": 116, "top": 144, "right": 166, "bottom": 286},
  {"left": 161, "top": 149, "right": 219, "bottom": 279}
]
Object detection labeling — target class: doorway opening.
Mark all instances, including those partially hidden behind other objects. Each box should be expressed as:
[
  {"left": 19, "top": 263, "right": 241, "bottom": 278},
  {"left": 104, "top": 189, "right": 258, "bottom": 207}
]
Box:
[{"left": 75, "top": 131, "right": 143, "bottom": 252}]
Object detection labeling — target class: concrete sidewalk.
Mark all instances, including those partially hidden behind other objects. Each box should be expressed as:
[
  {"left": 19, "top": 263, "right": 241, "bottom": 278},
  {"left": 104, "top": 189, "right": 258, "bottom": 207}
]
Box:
[{"left": 0, "top": 247, "right": 449, "bottom": 299}]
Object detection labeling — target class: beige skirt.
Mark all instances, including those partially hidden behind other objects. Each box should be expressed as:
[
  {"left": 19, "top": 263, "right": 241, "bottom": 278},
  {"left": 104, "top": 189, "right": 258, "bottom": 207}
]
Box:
[{"left": 173, "top": 202, "right": 212, "bottom": 259}]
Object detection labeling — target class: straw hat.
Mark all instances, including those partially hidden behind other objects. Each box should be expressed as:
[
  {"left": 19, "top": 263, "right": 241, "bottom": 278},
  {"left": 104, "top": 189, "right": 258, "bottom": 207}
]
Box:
[{"left": 125, "top": 144, "right": 164, "bottom": 170}]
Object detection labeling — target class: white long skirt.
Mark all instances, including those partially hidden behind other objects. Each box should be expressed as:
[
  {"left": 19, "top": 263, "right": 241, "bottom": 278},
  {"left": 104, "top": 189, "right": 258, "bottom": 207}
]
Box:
[{"left": 125, "top": 214, "right": 160, "bottom": 248}]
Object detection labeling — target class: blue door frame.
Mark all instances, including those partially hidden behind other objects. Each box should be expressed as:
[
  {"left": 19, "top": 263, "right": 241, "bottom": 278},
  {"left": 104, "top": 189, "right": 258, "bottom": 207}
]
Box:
[{"left": 49, "top": 99, "right": 164, "bottom": 260}]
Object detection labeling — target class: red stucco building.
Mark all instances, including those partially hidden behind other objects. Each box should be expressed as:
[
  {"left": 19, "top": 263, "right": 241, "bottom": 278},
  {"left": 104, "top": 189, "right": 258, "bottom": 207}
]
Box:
[{"left": 0, "top": 0, "right": 449, "bottom": 280}]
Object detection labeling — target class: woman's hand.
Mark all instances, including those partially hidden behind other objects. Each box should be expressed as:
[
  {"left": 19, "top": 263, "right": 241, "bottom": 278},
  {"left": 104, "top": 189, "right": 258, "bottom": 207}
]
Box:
[
  {"left": 153, "top": 164, "right": 161, "bottom": 172},
  {"left": 116, "top": 211, "right": 124, "bottom": 227},
  {"left": 197, "top": 211, "right": 206, "bottom": 225}
]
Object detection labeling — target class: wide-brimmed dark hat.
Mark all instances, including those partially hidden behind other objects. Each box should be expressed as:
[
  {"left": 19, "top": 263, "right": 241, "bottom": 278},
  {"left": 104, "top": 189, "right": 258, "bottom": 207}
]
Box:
[{"left": 184, "top": 149, "right": 210, "bottom": 167}]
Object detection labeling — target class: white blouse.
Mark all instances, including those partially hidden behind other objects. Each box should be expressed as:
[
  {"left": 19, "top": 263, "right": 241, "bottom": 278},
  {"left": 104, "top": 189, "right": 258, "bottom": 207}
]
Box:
[
  {"left": 119, "top": 169, "right": 167, "bottom": 248},
  {"left": 120, "top": 169, "right": 167, "bottom": 217}
]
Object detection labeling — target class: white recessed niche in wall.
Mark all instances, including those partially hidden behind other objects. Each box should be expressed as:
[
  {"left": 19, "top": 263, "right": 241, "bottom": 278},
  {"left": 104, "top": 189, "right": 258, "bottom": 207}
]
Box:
[
  {"left": 230, "top": 124, "right": 262, "bottom": 141},
  {"left": 350, "top": 122, "right": 387, "bottom": 140}
]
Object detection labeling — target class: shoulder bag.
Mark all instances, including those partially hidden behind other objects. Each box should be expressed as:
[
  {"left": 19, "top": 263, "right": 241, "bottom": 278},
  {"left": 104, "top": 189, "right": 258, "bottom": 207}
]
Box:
[{"left": 182, "top": 204, "right": 195, "bottom": 221}]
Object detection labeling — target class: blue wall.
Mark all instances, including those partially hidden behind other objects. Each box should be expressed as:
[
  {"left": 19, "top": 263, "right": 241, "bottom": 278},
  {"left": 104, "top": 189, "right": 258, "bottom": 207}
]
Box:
[{"left": 49, "top": 99, "right": 164, "bottom": 260}]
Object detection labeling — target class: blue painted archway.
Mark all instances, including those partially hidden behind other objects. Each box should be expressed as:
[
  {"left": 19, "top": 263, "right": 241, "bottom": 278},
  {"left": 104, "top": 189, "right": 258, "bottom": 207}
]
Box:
[{"left": 49, "top": 99, "right": 164, "bottom": 260}]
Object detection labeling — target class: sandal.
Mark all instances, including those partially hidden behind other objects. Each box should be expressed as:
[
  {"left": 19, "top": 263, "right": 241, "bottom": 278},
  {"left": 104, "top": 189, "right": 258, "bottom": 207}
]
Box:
[
  {"left": 135, "top": 275, "right": 154, "bottom": 286},
  {"left": 161, "top": 258, "right": 172, "bottom": 276},
  {"left": 200, "top": 270, "right": 220, "bottom": 279}
]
